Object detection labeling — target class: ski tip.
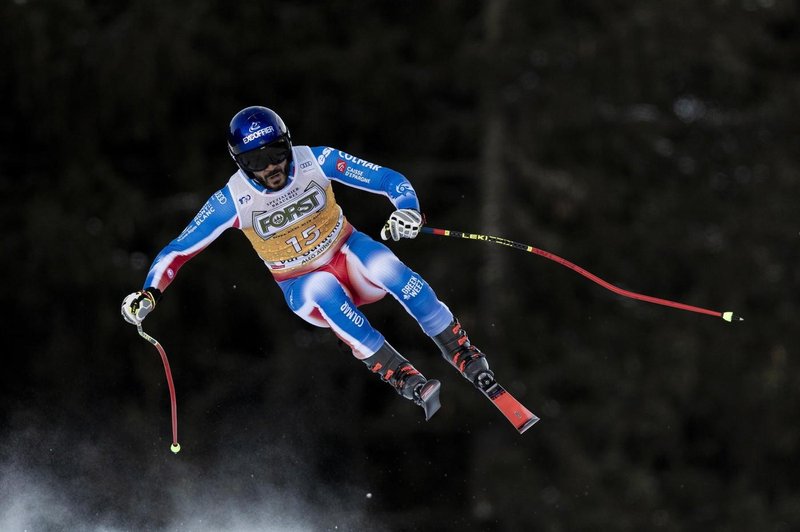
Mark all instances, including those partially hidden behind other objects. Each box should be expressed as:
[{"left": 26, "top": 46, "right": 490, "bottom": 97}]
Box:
[
  {"left": 517, "top": 415, "right": 540, "bottom": 434},
  {"left": 722, "top": 311, "right": 743, "bottom": 323}
]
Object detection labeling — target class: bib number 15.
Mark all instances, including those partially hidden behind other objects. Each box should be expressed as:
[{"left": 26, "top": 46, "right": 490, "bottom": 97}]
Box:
[{"left": 286, "top": 225, "right": 321, "bottom": 253}]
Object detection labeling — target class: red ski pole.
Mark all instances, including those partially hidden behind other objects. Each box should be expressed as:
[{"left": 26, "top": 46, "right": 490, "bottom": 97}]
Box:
[
  {"left": 137, "top": 324, "right": 181, "bottom": 453},
  {"left": 421, "top": 226, "right": 742, "bottom": 323}
]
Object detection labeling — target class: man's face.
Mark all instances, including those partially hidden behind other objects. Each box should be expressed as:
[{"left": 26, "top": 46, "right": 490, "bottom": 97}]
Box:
[{"left": 253, "top": 159, "right": 289, "bottom": 190}]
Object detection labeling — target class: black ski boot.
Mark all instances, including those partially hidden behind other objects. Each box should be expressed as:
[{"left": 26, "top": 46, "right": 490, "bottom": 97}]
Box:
[
  {"left": 432, "top": 319, "right": 496, "bottom": 391},
  {"left": 362, "top": 341, "right": 441, "bottom": 420}
]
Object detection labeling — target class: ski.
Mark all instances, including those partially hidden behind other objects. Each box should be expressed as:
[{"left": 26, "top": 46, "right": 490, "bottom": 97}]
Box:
[{"left": 475, "top": 373, "right": 539, "bottom": 434}]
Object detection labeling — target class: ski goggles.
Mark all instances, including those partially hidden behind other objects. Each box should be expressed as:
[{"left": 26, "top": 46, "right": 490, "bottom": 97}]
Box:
[{"left": 235, "top": 138, "right": 291, "bottom": 172}]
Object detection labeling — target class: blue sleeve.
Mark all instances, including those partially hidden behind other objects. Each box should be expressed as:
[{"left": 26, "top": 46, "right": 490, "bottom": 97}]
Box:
[
  {"left": 143, "top": 186, "right": 239, "bottom": 292},
  {"left": 311, "top": 146, "right": 420, "bottom": 211}
]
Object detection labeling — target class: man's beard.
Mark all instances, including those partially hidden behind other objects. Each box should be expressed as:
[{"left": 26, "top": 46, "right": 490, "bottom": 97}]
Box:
[{"left": 260, "top": 168, "right": 287, "bottom": 190}]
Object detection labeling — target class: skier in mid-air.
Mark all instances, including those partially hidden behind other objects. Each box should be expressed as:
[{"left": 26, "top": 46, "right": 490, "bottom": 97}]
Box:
[{"left": 121, "top": 105, "right": 499, "bottom": 421}]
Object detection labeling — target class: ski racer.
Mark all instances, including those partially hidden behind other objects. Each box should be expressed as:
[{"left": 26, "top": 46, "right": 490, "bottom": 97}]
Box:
[{"left": 121, "top": 105, "right": 496, "bottom": 420}]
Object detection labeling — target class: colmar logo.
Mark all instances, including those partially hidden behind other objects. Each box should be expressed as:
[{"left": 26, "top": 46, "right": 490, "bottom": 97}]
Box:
[
  {"left": 340, "top": 301, "right": 364, "bottom": 326},
  {"left": 336, "top": 159, "right": 347, "bottom": 173},
  {"left": 337, "top": 151, "right": 382, "bottom": 171}
]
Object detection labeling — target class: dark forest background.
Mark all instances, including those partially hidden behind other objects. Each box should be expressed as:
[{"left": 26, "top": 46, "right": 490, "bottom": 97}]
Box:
[{"left": 2, "top": 1, "right": 799, "bottom": 530}]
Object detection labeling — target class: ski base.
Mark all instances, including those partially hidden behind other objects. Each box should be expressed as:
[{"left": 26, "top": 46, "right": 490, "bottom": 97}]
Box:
[{"left": 476, "top": 375, "right": 539, "bottom": 433}]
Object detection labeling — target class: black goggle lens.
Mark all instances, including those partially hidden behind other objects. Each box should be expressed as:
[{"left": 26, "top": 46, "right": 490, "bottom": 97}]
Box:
[{"left": 236, "top": 139, "right": 290, "bottom": 172}]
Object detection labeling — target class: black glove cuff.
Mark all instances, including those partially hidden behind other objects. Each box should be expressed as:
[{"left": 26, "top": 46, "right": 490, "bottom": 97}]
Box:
[{"left": 144, "top": 287, "right": 163, "bottom": 303}]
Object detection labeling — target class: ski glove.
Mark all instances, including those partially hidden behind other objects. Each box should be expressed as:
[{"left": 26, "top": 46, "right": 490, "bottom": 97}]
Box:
[
  {"left": 381, "top": 209, "right": 424, "bottom": 241},
  {"left": 121, "top": 288, "right": 161, "bottom": 325}
]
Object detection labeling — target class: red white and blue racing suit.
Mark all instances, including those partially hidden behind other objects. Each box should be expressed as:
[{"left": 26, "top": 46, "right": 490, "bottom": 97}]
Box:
[{"left": 143, "top": 145, "right": 453, "bottom": 358}]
